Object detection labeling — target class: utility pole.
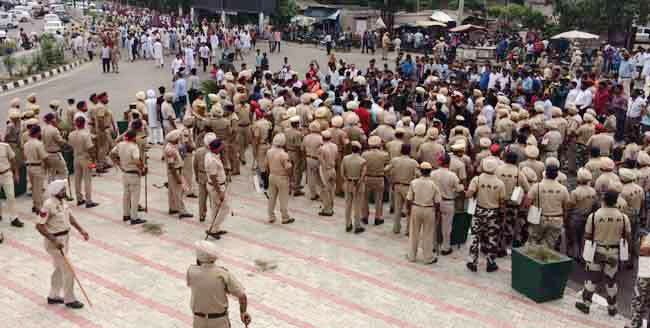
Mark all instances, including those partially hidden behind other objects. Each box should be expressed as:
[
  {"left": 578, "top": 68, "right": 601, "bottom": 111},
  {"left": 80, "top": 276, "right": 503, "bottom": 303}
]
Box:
[{"left": 457, "top": 0, "right": 464, "bottom": 23}]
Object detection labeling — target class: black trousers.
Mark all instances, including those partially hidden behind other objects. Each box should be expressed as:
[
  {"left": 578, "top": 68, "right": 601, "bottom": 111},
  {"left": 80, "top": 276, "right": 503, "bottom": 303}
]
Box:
[{"left": 102, "top": 58, "right": 110, "bottom": 73}]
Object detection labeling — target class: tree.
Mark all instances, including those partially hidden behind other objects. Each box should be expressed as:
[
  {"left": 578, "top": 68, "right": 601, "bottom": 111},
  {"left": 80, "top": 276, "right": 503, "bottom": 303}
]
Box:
[
  {"left": 489, "top": 4, "right": 546, "bottom": 31},
  {"left": 449, "top": 0, "right": 485, "bottom": 12},
  {"left": 272, "top": 0, "right": 298, "bottom": 26}
]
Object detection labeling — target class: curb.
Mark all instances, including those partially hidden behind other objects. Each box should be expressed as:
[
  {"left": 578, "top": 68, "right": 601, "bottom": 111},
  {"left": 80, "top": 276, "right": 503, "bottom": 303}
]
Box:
[{"left": 1, "top": 58, "right": 90, "bottom": 93}]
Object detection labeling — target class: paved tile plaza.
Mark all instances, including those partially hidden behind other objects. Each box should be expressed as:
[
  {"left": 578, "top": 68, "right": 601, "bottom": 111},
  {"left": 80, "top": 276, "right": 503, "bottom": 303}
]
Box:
[{"left": 0, "top": 43, "right": 632, "bottom": 327}]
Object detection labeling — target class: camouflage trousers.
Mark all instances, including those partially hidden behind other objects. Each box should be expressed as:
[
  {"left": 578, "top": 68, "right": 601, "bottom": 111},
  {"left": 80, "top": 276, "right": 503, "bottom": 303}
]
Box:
[
  {"left": 499, "top": 204, "right": 517, "bottom": 251},
  {"left": 582, "top": 246, "right": 619, "bottom": 311},
  {"left": 576, "top": 144, "right": 587, "bottom": 169},
  {"left": 469, "top": 206, "right": 500, "bottom": 265},
  {"left": 630, "top": 277, "right": 650, "bottom": 328},
  {"left": 528, "top": 216, "right": 563, "bottom": 250}
]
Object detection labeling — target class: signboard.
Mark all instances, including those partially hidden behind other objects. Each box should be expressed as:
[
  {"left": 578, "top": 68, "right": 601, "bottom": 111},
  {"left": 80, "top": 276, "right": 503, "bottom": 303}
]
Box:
[{"left": 191, "top": 0, "right": 277, "bottom": 15}]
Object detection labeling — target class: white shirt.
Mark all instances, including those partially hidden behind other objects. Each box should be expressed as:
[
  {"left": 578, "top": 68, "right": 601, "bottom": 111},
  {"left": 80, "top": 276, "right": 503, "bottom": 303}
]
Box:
[
  {"left": 199, "top": 45, "right": 210, "bottom": 59},
  {"left": 575, "top": 89, "right": 593, "bottom": 109},
  {"left": 565, "top": 88, "right": 579, "bottom": 107},
  {"left": 628, "top": 96, "right": 647, "bottom": 118}
]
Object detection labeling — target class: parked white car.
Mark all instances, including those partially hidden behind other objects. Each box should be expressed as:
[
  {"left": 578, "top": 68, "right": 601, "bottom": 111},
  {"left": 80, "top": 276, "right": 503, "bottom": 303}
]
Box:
[
  {"left": 43, "top": 20, "right": 64, "bottom": 34},
  {"left": 43, "top": 13, "right": 59, "bottom": 22},
  {"left": 8, "top": 9, "right": 30, "bottom": 22},
  {"left": 637, "top": 26, "right": 650, "bottom": 44},
  {"left": 0, "top": 12, "right": 17, "bottom": 28}
]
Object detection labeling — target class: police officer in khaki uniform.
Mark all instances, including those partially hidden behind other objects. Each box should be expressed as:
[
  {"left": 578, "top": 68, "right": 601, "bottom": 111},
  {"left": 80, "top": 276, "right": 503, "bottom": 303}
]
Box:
[
  {"left": 164, "top": 130, "right": 193, "bottom": 219},
  {"left": 223, "top": 104, "right": 241, "bottom": 176},
  {"left": 466, "top": 158, "right": 507, "bottom": 272},
  {"left": 284, "top": 116, "right": 304, "bottom": 196},
  {"left": 42, "top": 113, "right": 68, "bottom": 181},
  {"left": 0, "top": 137, "right": 22, "bottom": 228},
  {"left": 361, "top": 136, "right": 389, "bottom": 225},
  {"left": 595, "top": 158, "right": 621, "bottom": 197},
  {"left": 68, "top": 114, "right": 98, "bottom": 208},
  {"left": 495, "top": 151, "right": 530, "bottom": 253},
  {"left": 35, "top": 179, "right": 89, "bottom": 309},
  {"left": 519, "top": 145, "right": 545, "bottom": 181},
  {"left": 340, "top": 141, "right": 366, "bottom": 233},
  {"left": 252, "top": 111, "right": 273, "bottom": 175},
  {"left": 526, "top": 164, "right": 569, "bottom": 249},
  {"left": 328, "top": 115, "right": 348, "bottom": 196},
  {"left": 235, "top": 94, "right": 253, "bottom": 165},
  {"left": 194, "top": 133, "right": 216, "bottom": 222},
  {"left": 302, "top": 121, "right": 323, "bottom": 201},
  {"left": 188, "top": 240, "right": 251, "bottom": 328},
  {"left": 181, "top": 119, "right": 197, "bottom": 198},
  {"left": 385, "top": 128, "right": 404, "bottom": 160},
  {"left": 575, "top": 190, "right": 631, "bottom": 316},
  {"left": 91, "top": 92, "right": 115, "bottom": 172},
  {"left": 24, "top": 125, "right": 48, "bottom": 213},
  {"left": 210, "top": 106, "right": 233, "bottom": 175},
  {"left": 385, "top": 144, "right": 419, "bottom": 234},
  {"left": 406, "top": 162, "right": 442, "bottom": 264},
  {"left": 409, "top": 124, "right": 427, "bottom": 158},
  {"left": 567, "top": 168, "right": 597, "bottom": 259},
  {"left": 205, "top": 139, "right": 230, "bottom": 240},
  {"left": 416, "top": 128, "right": 445, "bottom": 168},
  {"left": 5, "top": 109, "right": 23, "bottom": 168},
  {"left": 431, "top": 153, "right": 464, "bottom": 255},
  {"left": 619, "top": 168, "right": 644, "bottom": 262},
  {"left": 318, "top": 130, "right": 338, "bottom": 216},
  {"left": 25, "top": 93, "right": 41, "bottom": 115},
  {"left": 265, "top": 133, "right": 295, "bottom": 224},
  {"left": 109, "top": 130, "right": 147, "bottom": 225}
]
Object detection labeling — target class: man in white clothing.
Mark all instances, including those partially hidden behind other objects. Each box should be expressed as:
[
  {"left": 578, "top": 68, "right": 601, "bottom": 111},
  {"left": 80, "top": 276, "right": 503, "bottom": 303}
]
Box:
[{"left": 153, "top": 39, "right": 164, "bottom": 68}]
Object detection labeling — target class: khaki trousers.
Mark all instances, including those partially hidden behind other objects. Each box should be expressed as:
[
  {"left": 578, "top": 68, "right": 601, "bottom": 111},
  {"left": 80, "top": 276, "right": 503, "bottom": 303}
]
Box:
[
  {"left": 96, "top": 131, "right": 110, "bottom": 165},
  {"left": 344, "top": 180, "right": 363, "bottom": 228},
  {"left": 319, "top": 167, "right": 336, "bottom": 214},
  {"left": 268, "top": 174, "right": 290, "bottom": 222},
  {"left": 408, "top": 205, "right": 436, "bottom": 263},
  {"left": 439, "top": 200, "right": 455, "bottom": 251},
  {"left": 28, "top": 166, "right": 45, "bottom": 209},
  {"left": 306, "top": 158, "right": 322, "bottom": 198},
  {"left": 0, "top": 171, "right": 16, "bottom": 219},
  {"left": 197, "top": 175, "right": 208, "bottom": 221},
  {"left": 45, "top": 234, "right": 76, "bottom": 303},
  {"left": 183, "top": 153, "right": 195, "bottom": 195},
  {"left": 167, "top": 168, "right": 186, "bottom": 213},
  {"left": 74, "top": 159, "right": 92, "bottom": 202},
  {"left": 393, "top": 184, "right": 409, "bottom": 233},
  {"left": 238, "top": 126, "right": 252, "bottom": 162},
  {"left": 227, "top": 142, "right": 239, "bottom": 175},
  {"left": 363, "top": 177, "right": 384, "bottom": 220},
  {"left": 288, "top": 151, "right": 304, "bottom": 189},
  {"left": 193, "top": 315, "right": 230, "bottom": 328},
  {"left": 122, "top": 172, "right": 140, "bottom": 219},
  {"left": 255, "top": 144, "right": 270, "bottom": 172},
  {"left": 335, "top": 153, "right": 343, "bottom": 195},
  {"left": 207, "top": 184, "right": 229, "bottom": 233},
  {"left": 45, "top": 153, "right": 68, "bottom": 181}
]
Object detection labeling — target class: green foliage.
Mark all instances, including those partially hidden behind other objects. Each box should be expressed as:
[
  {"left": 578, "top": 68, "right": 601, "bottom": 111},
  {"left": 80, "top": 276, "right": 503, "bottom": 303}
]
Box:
[
  {"left": 520, "top": 245, "right": 563, "bottom": 263},
  {"left": 449, "top": 0, "right": 485, "bottom": 12},
  {"left": 272, "top": 0, "right": 298, "bottom": 26},
  {"left": 2, "top": 53, "right": 16, "bottom": 76},
  {"left": 489, "top": 4, "right": 546, "bottom": 30},
  {"left": 200, "top": 80, "right": 218, "bottom": 97},
  {"left": 553, "top": 0, "right": 644, "bottom": 35}
]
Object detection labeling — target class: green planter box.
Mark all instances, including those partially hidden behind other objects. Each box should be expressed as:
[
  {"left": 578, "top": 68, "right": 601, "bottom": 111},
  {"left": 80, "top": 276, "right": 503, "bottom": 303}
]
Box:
[
  {"left": 511, "top": 246, "right": 574, "bottom": 303},
  {"left": 0, "top": 165, "right": 27, "bottom": 199},
  {"left": 117, "top": 120, "right": 129, "bottom": 135},
  {"left": 451, "top": 213, "right": 472, "bottom": 245}
]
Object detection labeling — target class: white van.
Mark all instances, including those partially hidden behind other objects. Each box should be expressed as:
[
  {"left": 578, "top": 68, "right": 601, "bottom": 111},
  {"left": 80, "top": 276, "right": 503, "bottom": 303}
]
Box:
[
  {"left": 0, "top": 12, "right": 17, "bottom": 28},
  {"left": 637, "top": 26, "right": 650, "bottom": 44}
]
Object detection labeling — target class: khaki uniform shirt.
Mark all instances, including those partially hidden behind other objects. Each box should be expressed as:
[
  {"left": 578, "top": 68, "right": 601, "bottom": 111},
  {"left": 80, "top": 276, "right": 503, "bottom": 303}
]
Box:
[
  {"left": 587, "top": 133, "right": 615, "bottom": 157},
  {"left": 0, "top": 143, "right": 15, "bottom": 171},
  {"left": 38, "top": 197, "right": 70, "bottom": 234},
  {"left": 384, "top": 139, "right": 403, "bottom": 160},
  {"left": 302, "top": 133, "right": 323, "bottom": 159},
  {"left": 362, "top": 149, "right": 389, "bottom": 177},
  {"left": 467, "top": 173, "right": 506, "bottom": 209},
  {"left": 327, "top": 128, "right": 348, "bottom": 154},
  {"left": 473, "top": 125, "right": 491, "bottom": 145},
  {"left": 576, "top": 123, "right": 595, "bottom": 145},
  {"left": 594, "top": 172, "right": 621, "bottom": 194},
  {"left": 370, "top": 125, "right": 395, "bottom": 143},
  {"left": 416, "top": 141, "right": 445, "bottom": 168},
  {"left": 24, "top": 137, "right": 48, "bottom": 164},
  {"left": 449, "top": 154, "right": 467, "bottom": 183},
  {"left": 409, "top": 136, "right": 426, "bottom": 158},
  {"left": 342, "top": 126, "right": 366, "bottom": 146},
  {"left": 43, "top": 124, "right": 66, "bottom": 153},
  {"left": 495, "top": 118, "right": 515, "bottom": 142},
  {"left": 164, "top": 143, "right": 183, "bottom": 169},
  {"left": 205, "top": 152, "right": 226, "bottom": 185},
  {"left": 407, "top": 177, "right": 442, "bottom": 207},
  {"left": 496, "top": 164, "right": 530, "bottom": 199},
  {"left": 236, "top": 104, "right": 252, "bottom": 126},
  {"left": 584, "top": 157, "right": 604, "bottom": 183},
  {"left": 638, "top": 167, "right": 650, "bottom": 192},
  {"left": 621, "top": 182, "right": 644, "bottom": 215},
  {"left": 318, "top": 142, "right": 338, "bottom": 170},
  {"left": 340, "top": 153, "right": 366, "bottom": 180},
  {"left": 385, "top": 156, "right": 419, "bottom": 185},
  {"left": 110, "top": 141, "right": 140, "bottom": 171},
  {"left": 430, "top": 167, "right": 463, "bottom": 200},
  {"left": 194, "top": 147, "right": 209, "bottom": 184},
  {"left": 569, "top": 185, "right": 597, "bottom": 215},
  {"left": 519, "top": 159, "right": 545, "bottom": 181},
  {"left": 585, "top": 207, "right": 631, "bottom": 245},
  {"left": 68, "top": 129, "right": 93, "bottom": 161},
  {"left": 541, "top": 130, "right": 562, "bottom": 152},
  {"left": 186, "top": 264, "right": 245, "bottom": 314},
  {"left": 527, "top": 179, "right": 569, "bottom": 217},
  {"left": 252, "top": 119, "right": 272, "bottom": 145},
  {"left": 266, "top": 147, "right": 291, "bottom": 176},
  {"left": 283, "top": 128, "right": 303, "bottom": 152}
]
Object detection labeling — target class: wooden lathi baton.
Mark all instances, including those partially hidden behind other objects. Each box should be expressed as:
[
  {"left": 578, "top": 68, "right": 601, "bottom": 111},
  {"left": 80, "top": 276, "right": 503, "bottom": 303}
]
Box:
[{"left": 59, "top": 249, "right": 93, "bottom": 307}]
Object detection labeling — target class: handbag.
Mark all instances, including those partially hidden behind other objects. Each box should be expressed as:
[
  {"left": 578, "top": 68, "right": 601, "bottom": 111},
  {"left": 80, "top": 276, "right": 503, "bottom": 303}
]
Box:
[
  {"left": 582, "top": 213, "right": 597, "bottom": 262},
  {"left": 510, "top": 168, "right": 524, "bottom": 205},
  {"left": 466, "top": 177, "right": 478, "bottom": 215},
  {"left": 527, "top": 184, "right": 542, "bottom": 224}
]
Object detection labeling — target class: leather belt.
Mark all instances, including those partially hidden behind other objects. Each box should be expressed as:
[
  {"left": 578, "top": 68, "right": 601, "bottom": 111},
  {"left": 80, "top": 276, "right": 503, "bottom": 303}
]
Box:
[
  {"left": 238, "top": 123, "right": 250, "bottom": 127},
  {"left": 598, "top": 244, "right": 619, "bottom": 249},
  {"left": 208, "top": 182, "right": 226, "bottom": 186},
  {"left": 366, "top": 175, "right": 383, "bottom": 178},
  {"left": 307, "top": 155, "right": 318, "bottom": 160},
  {"left": 442, "top": 197, "right": 454, "bottom": 201},
  {"left": 52, "top": 230, "right": 69, "bottom": 237},
  {"left": 394, "top": 182, "right": 410, "bottom": 186},
  {"left": 48, "top": 151, "right": 61, "bottom": 154},
  {"left": 193, "top": 311, "right": 227, "bottom": 319},
  {"left": 286, "top": 148, "right": 299, "bottom": 152},
  {"left": 0, "top": 168, "right": 10, "bottom": 175},
  {"left": 26, "top": 163, "right": 42, "bottom": 166},
  {"left": 124, "top": 170, "right": 140, "bottom": 174},
  {"left": 413, "top": 203, "right": 433, "bottom": 207},
  {"left": 346, "top": 178, "right": 360, "bottom": 181}
]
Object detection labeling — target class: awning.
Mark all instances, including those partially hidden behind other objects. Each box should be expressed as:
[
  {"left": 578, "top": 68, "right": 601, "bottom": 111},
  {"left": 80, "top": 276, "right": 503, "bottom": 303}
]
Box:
[
  {"left": 303, "top": 6, "right": 341, "bottom": 22},
  {"left": 375, "top": 17, "right": 386, "bottom": 29},
  {"left": 449, "top": 24, "right": 487, "bottom": 33},
  {"left": 414, "top": 20, "right": 447, "bottom": 28},
  {"left": 430, "top": 10, "right": 455, "bottom": 23},
  {"left": 291, "top": 15, "right": 317, "bottom": 26},
  {"left": 551, "top": 30, "right": 599, "bottom": 40}
]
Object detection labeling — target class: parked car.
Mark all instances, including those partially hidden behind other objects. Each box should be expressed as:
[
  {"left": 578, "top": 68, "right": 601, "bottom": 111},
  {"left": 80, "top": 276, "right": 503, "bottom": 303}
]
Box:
[
  {"left": 43, "top": 12, "right": 58, "bottom": 22},
  {"left": 43, "top": 20, "right": 63, "bottom": 34},
  {"left": 8, "top": 8, "right": 29, "bottom": 21},
  {"left": 637, "top": 26, "right": 650, "bottom": 44},
  {"left": 0, "top": 11, "right": 17, "bottom": 28},
  {"left": 56, "top": 10, "right": 69, "bottom": 22}
]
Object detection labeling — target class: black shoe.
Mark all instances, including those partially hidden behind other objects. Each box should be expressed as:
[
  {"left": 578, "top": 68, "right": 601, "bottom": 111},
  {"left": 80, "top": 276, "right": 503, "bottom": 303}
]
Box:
[
  {"left": 241, "top": 160, "right": 247, "bottom": 165},
  {"left": 318, "top": 211, "right": 333, "bottom": 217},
  {"left": 138, "top": 205, "right": 146, "bottom": 212},
  {"left": 346, "top": 224, "right": 353, "bottom": 232},
  {"left": 32, "top": 207, "right": 39, "bottom": 214},
  {"left": 199, "top": 217, "right": 205, "bottom": 222},
  {"left": 10, "top": 218, "right": 23, "bottom": 228},
  {"left": 608, "top": 308, "right": 617, "bottom": 317},
  {"left": 486, "top": 261, "right": 499, "bottom": 273},
  {"left": 85, "top": 202, "right": 99, "bottom": 209},
  {"left": 361, "top": 218, "right": 369, "bottom": 225},
  {"left": 216, "top": 230, "right": 228, "bottom": 236},
  {"left": 575, "top": 302, "right": 590, "bottom": 314},
  {"left": 441, "top": 249, "right": 453, "bottom": 256},
  {"left": 466, "top": 262, "right": 478, "bottom": 272},
  {"left": 123, "top": 216, "right": 131, "bottom": 222},
  {"left": 187, "top": 194, "right": 198, "bottom": 198},
  {"left": 65, "top": 301, "right": 84, "bottom": 309},
  {"left": 47, "top": 297, "right": 64, "bottom": 304},
  {"left": 281, "top": 218, "right": 295, "bottom": 224},
  {"left": 179, "top": 213, "right": 194, "bottom": 219},
  {"left": 497, "top": 250, "right": 508, "bottom": 258},
  {"left": 389, "top": 207, "right": 394, "bottom": 214},
  {"left": 293, "top": 190, "right": 305, "bottom": 197},
  {"left": 130, "top": 218, "right": 146, "bottom": 225},
  {"left": 205, "top": 231, "right": 221, "bottom": 240},
  {"left": 65, "top": 196, "right": 74, "bottom": 201},
  {"left": 374, "top": 218, "right": 384, "bottom": 226},
  {"left": 310, "top": 196, "right": 319, "bottom": 201},
  {"left": 424, "top": 258, "right": 438, "bottom": 265},
  {"left": 354, "top": 227, "right": 365, "bottom": 234},
  {"left": 169, "top": 210, "right": 179, "bottom": 215},
  {"left": 77, "top": 200, "right": 85, "bottom": 206}
]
